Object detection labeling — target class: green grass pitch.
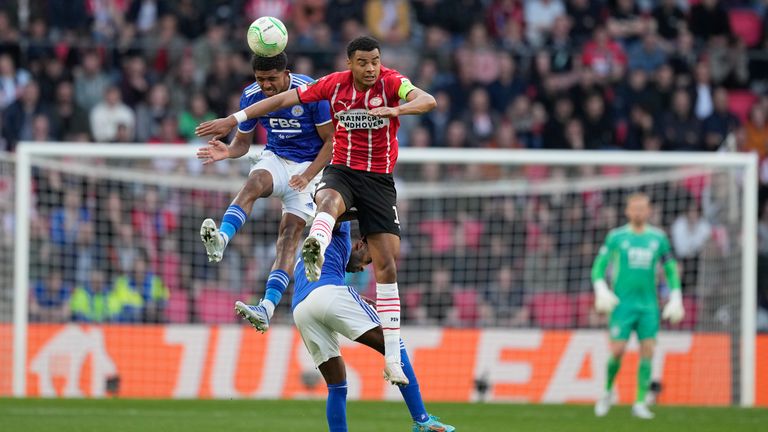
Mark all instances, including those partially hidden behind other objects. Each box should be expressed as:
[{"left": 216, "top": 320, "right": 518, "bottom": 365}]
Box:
[{"left": 1, "top": 398, "right": 766, "bottom": 432}]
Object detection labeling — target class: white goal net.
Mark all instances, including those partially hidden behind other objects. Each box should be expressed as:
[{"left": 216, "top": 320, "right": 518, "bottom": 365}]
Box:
[{"left": 3, "top": 143, "right": 758, "bottom": 406}]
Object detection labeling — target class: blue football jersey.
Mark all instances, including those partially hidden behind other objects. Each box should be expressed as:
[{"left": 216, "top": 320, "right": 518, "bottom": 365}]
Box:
[
  {"left": 292, "top": 222, "right": 352, "bottom": 310},
  {"left": 237, "top": 73, "right": 331, "bottom": 163}
]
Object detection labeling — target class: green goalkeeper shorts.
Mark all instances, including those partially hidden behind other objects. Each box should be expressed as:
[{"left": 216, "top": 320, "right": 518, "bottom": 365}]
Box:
[{"left": 609, "top": 303, "right": 659, "bottom": 341}]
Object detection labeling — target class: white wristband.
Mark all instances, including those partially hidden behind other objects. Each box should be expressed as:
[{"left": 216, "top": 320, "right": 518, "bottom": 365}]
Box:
[{"left": 233, "top": 110, "right": 248, "bottom": 123}]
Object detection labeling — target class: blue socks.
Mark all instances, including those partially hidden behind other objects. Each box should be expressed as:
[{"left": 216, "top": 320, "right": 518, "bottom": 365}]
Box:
[
  {"left": 326, "top": 381, "right": 348, "bottom": 432},
  {"left": 220, "top": 204, "right": 247, "bottom": 245},
  {"left": 263, "top": 269, "right": 290, "bottom": 316},
  {"left": 398, "top": 341, "right": 429, "bottom": 423}
]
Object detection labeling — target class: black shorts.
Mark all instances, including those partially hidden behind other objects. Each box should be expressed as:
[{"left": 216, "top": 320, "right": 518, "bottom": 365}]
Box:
[{"left": 317, "top": 164, "right": 400, "bottom": 237}]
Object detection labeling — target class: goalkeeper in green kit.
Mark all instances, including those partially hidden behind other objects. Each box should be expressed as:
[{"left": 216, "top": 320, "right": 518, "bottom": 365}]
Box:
[{"left": 591, "top": 193, "right": 685, "bottom": 419}]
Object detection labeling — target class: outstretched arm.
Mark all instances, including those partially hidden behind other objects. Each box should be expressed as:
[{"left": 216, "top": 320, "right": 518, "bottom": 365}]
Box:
[
  {"left": 195, "top": 89, "right": 302, "bottom": 138},
  {"left": 196, "top": 130, "right": 254, "bottom": 164},
  {"left": 368, "top": 86, "right": 437, "bottom": 118}
]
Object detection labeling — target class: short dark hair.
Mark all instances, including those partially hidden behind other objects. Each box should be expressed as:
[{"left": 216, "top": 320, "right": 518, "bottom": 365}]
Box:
[
  {"left": 251, "top": 52, "right": 288, "bottom": 72},
  {"left": 346, "top": 36, "right": 380, "bottom": 59}
]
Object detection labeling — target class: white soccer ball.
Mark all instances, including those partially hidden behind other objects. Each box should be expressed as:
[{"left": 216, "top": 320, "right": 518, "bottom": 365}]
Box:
[{"left": 246, "top": 16, "right": 288, "bottom": 57}]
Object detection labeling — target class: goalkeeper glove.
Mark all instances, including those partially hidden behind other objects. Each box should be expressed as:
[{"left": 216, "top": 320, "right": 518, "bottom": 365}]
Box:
[
  {"left": 593, "top": 279, "right": 619, "bottom": 313},
  {"left": 662, "top": 289, "right": 685, "bottom": 324}
]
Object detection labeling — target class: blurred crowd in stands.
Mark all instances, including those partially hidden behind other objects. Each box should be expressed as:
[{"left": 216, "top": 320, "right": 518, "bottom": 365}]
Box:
[{"left": 0, "top": 0, "right": 767, "bottom": 330}]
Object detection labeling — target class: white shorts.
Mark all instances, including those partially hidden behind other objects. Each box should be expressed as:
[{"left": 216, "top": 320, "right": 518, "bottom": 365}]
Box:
[
  {"left": 249, "top": 149, "right": 322, "bottom": 221},
  {"left": 293, "top": 284, "right": 380, "bottom": 367}
]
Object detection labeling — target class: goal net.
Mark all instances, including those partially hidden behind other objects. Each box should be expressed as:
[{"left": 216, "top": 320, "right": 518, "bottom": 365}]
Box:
[{"left": 4, "top": 143, "right": 758, "bottom": 406}]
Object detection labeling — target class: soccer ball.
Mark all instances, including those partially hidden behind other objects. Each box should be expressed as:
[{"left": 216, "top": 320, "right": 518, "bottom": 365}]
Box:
[{"left": 247, "top": 16, "right": 288, "bottom": 57}]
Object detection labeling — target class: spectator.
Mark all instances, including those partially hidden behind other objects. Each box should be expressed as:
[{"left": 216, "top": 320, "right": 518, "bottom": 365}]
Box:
[
  {"left": 178, "top": 92, "right": 215, "bottom": 140},
  {"left": 480, "top": 265, "right": 529, "bottom": 327},
  {"left": 660, "top": 89, "right": 703, "bottom": 151},
  {"left": 462, "top": 87, "right": 499, "bottom": 144},
  {"left": 74, "top": 51, "right": 111, "bottom": 112},
  {"left": 689, "top": 0, "right": 732, "bottom": 43},
  {"left": 90, "top": 85, "right": 136, "bottom": 142},
  {"left": 419, "top": 266, "right": 457, "bottom": 325},
  {"left": 127, "top": 0, "right": 169, "bottom": 35},
  {"left": 693, "top": 62, "right": 714, "bottom": 121},
  {"left": 546, "top": 15, "right": 574, "bottom": 73},
  {"left": 485, "top": 0, "right": 524, "bottom": 41},
  {"left": 192, "top": 18, "right": 230, "bottom": 77},
  {"left": 581, "top": 92, "right": 614, "bottom": 150},
  {"left": 71, "top": 268, "right": 117, "bottom": 322},
  {"left": 30, "top": 267, "right": 72, "bottom": 323},
  {"left": 119, "top": 56, "right": 150, "bottom": 108},
  {"left": 744, "top": 104, "right": 768, "bottom": 160},
  {"left": 51, "top": 81, "right": 91, "bottom": 141},
  {"left": 37, "top": 58, "right": 71, "bottom": 103},
  {"left": 702, "top": 87, "right": 740, "bottom": 151},
  {"left": 652, "top": 0, "right": 686, "bottom": 41},
  {"left": 542, "top": 96, "right": 573, "bottom": 149},
  {"left": 2, "top": 80, "right": 51, "bottom": 151},
  {"left": 326, "top": 0, "right": 365, "bottom": 27},
  {"left": 135, "top": 83, "right": 172, "bottom": 142},
  {"left": 524, "top": 0, "right": 565, "bottom": 48},
  {"left": 420, "top": 90, "right": 453, "bottom": 145},
  {"left": 627, "top": 31, "right": 667, "bottom": 73},
  {"left": 581, "top": 26, "right": 627, "bottom": 79},
  {"left": 365, "top": 0, "right": 411, "bottom": 45},
  {"left": 566, "top": 0, "right": 603, "bottom": 46},
  {"left": 0, "top": 51, "right": 31, "bottom": 111},
  {"left": 144, "top": 14, "right": 187, "bottom": 75},
  {"left": 668, "top": 29, "right": 698, "bottom": 78},
  {"left": 523, "top": 231, "right": 567, "bottom": 293},
  {"left": 607, "top": 0, "right": 652, "bottom": 45},
  {"left": 671, "top": 205, "right": 712, "bottom": 289},
  {"left": 112, "top": 249, "right": 168, "bottom": 323}
]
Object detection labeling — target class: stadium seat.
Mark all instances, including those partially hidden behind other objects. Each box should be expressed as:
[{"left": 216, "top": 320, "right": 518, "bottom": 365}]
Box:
[
  {"left": 453, "top": 289, "right": 480, "bottom": 326},
  {"left": 418, "top": 219, "right": 454, "bottom": 254},
  {"left": 196, "top": 287, "right": 241, "bottom": 324},
  {"left": 573, "top": 291, "right": 595, "bottom": 328},
  {"left": 529, "top": 292, "right": 574, "bottom": 328},
  {"left": 166, "top": 288, "right": 189, "bottom": 323},
  {"left": 729, "top": 9, "right": 762, "bottom": 48},
  {"left": 727, "top": 90, "right": 758, "bottom": 123}
]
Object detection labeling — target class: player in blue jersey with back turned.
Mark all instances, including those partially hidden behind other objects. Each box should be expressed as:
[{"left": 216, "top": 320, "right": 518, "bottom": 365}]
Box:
[
  {"left": 197, "top": 53, "right": 333, "bottom": 331},
  {"left": 237, "top": 221, "right": 455, "bottom": 432}
]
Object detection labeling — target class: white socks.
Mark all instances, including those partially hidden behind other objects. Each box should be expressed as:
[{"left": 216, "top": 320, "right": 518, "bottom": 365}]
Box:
[
  {"left": 376, "top": 282, "right": 401, "bottom": 363},
  {"left": 309, "top": 212, "right": 336, "bottom": 254},
  {"left": 262, "top": 299, "right": 276, "bottom": 318}
]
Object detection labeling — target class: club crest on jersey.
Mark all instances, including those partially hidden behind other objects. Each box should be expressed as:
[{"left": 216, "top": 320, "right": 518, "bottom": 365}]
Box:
[
  {"left": 291, "top": 105, "right": 304, "bottom": 117},
  {"left": 369, "top": 96, "right": 383, "bottom": 107},
  {"left": 335, "top": 109, "right": 389, "bottom": 130}
]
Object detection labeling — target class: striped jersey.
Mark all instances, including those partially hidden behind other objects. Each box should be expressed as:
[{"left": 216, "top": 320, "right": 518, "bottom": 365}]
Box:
[
  {"left": 296, "top": 66, "right": 415, "bottom": 174},
  {"left": 238, "top": 73, "right": 331, "bottom": 163},
  {"left": 292, "top": 221, "right": 352, "bottom": 310}
]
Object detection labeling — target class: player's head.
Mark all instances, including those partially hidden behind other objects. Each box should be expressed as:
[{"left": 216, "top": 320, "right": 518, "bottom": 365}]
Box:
[
  {"left": 346, "top": 36, "right": 381, "bottom": 89},
  {"left": 346, "top": 236, "right": 372, "bottom": 273},
  {"left": 625, "top": 192, "right": 652, "bottom": 226},
  {"left": 251, "top": 52, "right": 290, "bottom": 97}
]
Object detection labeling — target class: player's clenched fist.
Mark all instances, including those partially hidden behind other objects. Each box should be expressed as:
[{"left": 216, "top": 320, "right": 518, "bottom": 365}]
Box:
[
  {"left": 368, "top": 107, "right": 400, "bottom": 118},
  {"left": 196, "top": 140, "right": 230, "bottom": 165},
  {"left": 662, "top": 289, "right": 685, "bottom": 324}
]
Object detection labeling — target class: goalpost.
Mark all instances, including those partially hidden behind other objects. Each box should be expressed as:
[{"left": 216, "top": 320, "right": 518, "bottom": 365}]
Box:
[{"left": 9, "top": 142, "right": 758, "bottom": 406}]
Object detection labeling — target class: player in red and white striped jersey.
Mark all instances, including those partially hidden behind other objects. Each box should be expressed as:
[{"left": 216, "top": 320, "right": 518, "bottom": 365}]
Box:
[{"left": 196, "top": 36, "right": 436, "bottom": 386}]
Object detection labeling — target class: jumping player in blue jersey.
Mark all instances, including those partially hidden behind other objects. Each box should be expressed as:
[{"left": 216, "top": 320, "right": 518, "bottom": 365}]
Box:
[
  {"left": 197, "top": 53, "right": 333, "bottom": 332},
  {"left": 237, "top": 221, "right": 455, "bottom": 432}
]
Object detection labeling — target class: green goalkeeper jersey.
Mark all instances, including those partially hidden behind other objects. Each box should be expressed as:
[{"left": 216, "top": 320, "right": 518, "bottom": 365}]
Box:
[{"left": 591, "top": 224, "right": 681, "bottom": 310}]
